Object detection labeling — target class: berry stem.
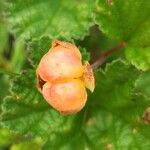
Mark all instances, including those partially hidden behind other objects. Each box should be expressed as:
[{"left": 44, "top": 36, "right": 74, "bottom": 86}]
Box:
[{"left": 91, "top": 42, "right": 126, "bottom": 69}]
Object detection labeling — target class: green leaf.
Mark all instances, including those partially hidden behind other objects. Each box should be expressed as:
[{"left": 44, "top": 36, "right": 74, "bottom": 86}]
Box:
[
  {"left": 95, "top": 0, "right": 150, "bottom": 46},
  {"left": 43, "top": 108, "right": 150, "bottom": 150},
  {"left": 84, "top": 112, "right": 150, "bottom": 150},
  {"left": 95, "top": 0, "right": 150, "bottom": 71},
  {"left": 7, "top": 0, "right": 94, "bottom": 40},
  {"left": 125, "top": 47, "right": 150, "bottom": 71},
  {"left": 42, "top": 112, "right": 88, "bottom": 150},
  {"left": 90, "top": 60, "right": 149, "bottom": 123},
  {"left": 91, "top": 60, "right": 140, "bottom": 110},
  {"left": 1, "top": 70, "right": 76, "bottom": 137}
]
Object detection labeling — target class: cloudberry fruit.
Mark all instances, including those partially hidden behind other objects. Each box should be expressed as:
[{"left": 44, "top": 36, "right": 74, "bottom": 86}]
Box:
[{"left": 36, "top": 40, "right": 95, "bottom": 114}]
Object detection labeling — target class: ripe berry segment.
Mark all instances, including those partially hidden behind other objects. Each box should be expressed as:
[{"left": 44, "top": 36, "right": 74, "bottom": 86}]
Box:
[
  {"left": 36, "top": 40, "right": 95, "bottom": 114},
  {"left": 42, "top": 80, "right": 87, "bottom": 114}
]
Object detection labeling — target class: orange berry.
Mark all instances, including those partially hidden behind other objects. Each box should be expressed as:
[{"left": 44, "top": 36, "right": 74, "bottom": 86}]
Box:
[
  {"left": 42, "top": 79, "right": 87, "bottom": 114},
  {"left": 36, "top": 40, "right": 95, "bottom": 114},
  {"left": 37, "top": 47, "right": 83, "bottom": 82}
]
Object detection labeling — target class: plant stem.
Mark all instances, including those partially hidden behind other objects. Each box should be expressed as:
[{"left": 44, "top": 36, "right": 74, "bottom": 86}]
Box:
[{"left": 91, "top": 42, "right": 126, "bottom": 69}]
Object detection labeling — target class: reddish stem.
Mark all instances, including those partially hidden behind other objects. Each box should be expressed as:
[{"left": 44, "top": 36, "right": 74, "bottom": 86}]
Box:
[{"left": 91, "top": 42, "right": 126, "bottom": 69}]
